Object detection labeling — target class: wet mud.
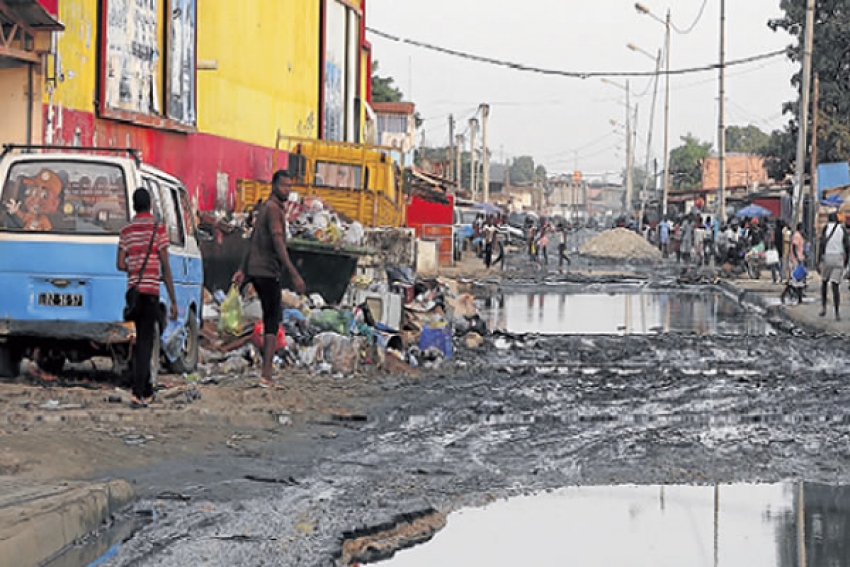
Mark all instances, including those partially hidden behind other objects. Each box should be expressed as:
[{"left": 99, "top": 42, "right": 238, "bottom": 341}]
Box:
[{"left": 44, "top": 277, "right": 850, "bottom": 566}]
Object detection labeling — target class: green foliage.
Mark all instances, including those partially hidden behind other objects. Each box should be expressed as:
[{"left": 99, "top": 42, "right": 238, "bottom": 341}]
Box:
[
  {"left": 510, "top": 156, "right": 536, "bottom": 184},
  {"left": 371, "top": 61, "right": 403, "bottom": 103},
  {"left": 725, "top": 125, "right": 771, "bottom": 154},
  {"left": 534, "top": 164, "right": 547, "bottom": 181},
  {"left": 669, "top": 134, "right": 712, "bottom": 190},
  {"left": 765, "top": 0, "right": 850, "bottom": 177}
]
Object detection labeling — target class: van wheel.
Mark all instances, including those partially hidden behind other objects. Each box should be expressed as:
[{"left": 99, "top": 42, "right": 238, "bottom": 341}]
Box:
[
  {"left": 0, "top": 346, "right": 22, "bottom": 378},
  {"left": 168, "top": 312, "right": 199, "bottom": 374},
  {"left": 36, "top": 353, "right": 66, "bottom": 376}
]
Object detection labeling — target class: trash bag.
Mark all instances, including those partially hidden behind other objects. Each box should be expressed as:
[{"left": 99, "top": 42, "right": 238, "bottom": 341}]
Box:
[
  {"left": 251, "top": 322, "right": 287, "bottom": 351},
  {"left": 218, "top": 285, "right": 243, "bottom": 336},
  {"left": 161, "top": 319, "right": 187, "bottom": 363},
  {"left": 386, "top": 265, "right": 416, "bottom": 286},
  {"left": 310, "top": 309, "right": 350, "bottom": 335}
]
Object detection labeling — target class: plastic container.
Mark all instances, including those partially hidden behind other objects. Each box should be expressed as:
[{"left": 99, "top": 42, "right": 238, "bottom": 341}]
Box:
[
  {"left": 161, "top": 319, "right": 187, "bottom": 363},
  {"left": 419, "top": 325, "right": 453, "bottom": 359}
]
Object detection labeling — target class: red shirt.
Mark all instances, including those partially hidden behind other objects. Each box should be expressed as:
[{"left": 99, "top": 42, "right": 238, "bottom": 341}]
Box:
[{"left": 119, "top": 213, "right": 169, "bottom": 296}]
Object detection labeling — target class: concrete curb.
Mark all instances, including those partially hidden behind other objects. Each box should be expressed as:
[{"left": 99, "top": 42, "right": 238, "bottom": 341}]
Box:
[{"left": 0, "top": 478, "right": 135, "bottom": 567}]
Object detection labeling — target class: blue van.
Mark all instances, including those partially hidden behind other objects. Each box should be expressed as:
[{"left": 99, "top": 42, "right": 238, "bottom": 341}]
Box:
[{"left": 0, "top": 146, "right": 204, "bottom": 381}]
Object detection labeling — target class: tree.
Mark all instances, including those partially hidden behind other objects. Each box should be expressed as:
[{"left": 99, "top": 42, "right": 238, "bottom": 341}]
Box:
[
  {"left": 371, "top": 61, "right": 403, "bottom": 103},
  {"left": 510, "top": 156, "right": 536, "bottom": 184},
  {"left": 725, "top": 124, "right": 771, "bottom": 154},
  {"left": 534, "top": 164, "right": 548, "bottom": 181},
  {"left": 668, "top": 134, "right": 712, "bottom": 190},
  {"left": 765, "top": 1, "right": 850, "bottom": 179}
]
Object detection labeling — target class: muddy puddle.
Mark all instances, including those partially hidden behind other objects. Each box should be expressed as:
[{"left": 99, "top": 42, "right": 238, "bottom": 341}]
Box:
[
  {"left": 380, "top": 482, "right": 849, "bottom": 566},
  {"left": 482, "top": 291, "right": 772, "bottom": 335}
]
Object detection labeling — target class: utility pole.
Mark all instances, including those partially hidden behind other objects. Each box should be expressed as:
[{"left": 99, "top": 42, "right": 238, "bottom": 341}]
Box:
[
  {"left": 717, "top": 0, "right": 727, "bottom": 224},
  {"left": 625, "top": 80, "right": 634, "bottom": 216},
  {"left": 640, "top": 49, "right": 662, "bottom": 231},
  {"left": 793, "top": 0, "right": 816, "bottom": 231},
  {"left": 469, "top": 118, "right": 479, "bottom": 200},
  {"left": 811, "top": 73, "right": 821, "bottom": 257},
  {"left": 455, "top": 134, "right": 464, "bottom": 192},
  {"left": 481, "top": 104, "right": 491, "bottom": 204},
  {"left": 448, "top": 114, "right": 455, "bottom": 182},
  {"left": 662, "top": 9, "right": 672, "bottom": 219}
]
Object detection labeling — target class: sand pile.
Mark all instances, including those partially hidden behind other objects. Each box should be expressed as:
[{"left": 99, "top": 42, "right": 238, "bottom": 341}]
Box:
[{"left": 579, "top": 228, "right": 662, "bottom": 261}]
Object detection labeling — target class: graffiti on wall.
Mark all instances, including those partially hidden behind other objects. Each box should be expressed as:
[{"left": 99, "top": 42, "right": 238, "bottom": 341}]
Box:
[
  {"left": 104, "top": 0, "right": 161, "bottom": 115},
  {"left": 167, "top": 0, "right": 196, "bottom": 125}
]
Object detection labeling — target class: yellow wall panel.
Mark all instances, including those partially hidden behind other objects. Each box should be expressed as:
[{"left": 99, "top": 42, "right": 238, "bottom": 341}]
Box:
[
  {"left": 48, "top": 0, "right": 98, "bottom": 112},
  {"left": 197, "top": 0, "right": 321, "bottom": 145}
]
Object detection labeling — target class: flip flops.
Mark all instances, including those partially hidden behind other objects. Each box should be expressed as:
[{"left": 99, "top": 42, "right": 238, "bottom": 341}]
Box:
[{"left": 130, "top": 398, "right": 148, "bottom": 409}]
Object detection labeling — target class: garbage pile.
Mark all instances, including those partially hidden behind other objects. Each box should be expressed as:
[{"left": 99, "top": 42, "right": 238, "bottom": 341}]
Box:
[
  {"left": 579, "top": 228, "right": 662, "bottom": 261},
  {"left": 197, "top": 266, "right": 489, "bottom": 379},
  {"left": 198, "top": 195, "right": 366, "bottom": 248}
]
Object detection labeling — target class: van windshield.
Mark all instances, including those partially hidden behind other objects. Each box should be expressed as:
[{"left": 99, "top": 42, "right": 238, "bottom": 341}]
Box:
[{"left": 1, "top": 161, "right": 129, "bottom": 234}]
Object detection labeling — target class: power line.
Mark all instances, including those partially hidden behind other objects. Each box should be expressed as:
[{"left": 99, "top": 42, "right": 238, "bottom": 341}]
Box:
[
  {"left": 366, "top": 26, "right": 786, "bottom": 79},
  {"left": 676, "top": 0, "right": 710, "bottom": 35}
]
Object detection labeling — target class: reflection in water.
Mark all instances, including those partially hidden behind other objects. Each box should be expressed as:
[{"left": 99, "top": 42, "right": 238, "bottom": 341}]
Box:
[
  {"left": 483, "top": 293, "right": 771, "bottom": 335},
  {"left": 380, "top": 483, "right": 850, "bottom": 567}
]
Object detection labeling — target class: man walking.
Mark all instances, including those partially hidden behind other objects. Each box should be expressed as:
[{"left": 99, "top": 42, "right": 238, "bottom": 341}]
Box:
[
  {"left": 818, "top": 212, "right": 849, "bottom": 320},
  {"left": 659, "top": 218, "right": 670, "bottom": 258},
  {"left": 557, "top": 223, "right": 572, "bottom": 269},
  {"left": 117, "top": 188, "right": 178, "bottom": 409},
  {"left": 483, "top": 218, "right": 497, "bottom": 268},
  {"left": 234, "top": 170, "right": 306, "bottom": 388}
]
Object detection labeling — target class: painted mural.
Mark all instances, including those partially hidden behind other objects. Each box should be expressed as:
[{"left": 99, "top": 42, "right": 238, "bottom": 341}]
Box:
[
  {"left": 104, "top": 0, "right": 161, "bottom": 116},
  {"left": 167, "top": 0, "right": 196, "bottom": 125}
]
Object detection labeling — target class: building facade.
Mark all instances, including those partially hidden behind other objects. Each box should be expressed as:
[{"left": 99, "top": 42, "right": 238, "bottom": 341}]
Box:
[
  {"left": 702, "top": 154, "right": 770, "bottom": 192},
  {"left": 0, "top": 0, "right": 371, "bottom": 210}
]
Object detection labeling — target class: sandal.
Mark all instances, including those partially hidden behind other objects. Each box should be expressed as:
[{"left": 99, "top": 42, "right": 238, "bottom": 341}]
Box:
[
  {"left": 258, "top": 378, "right": 274, "bottom": 389},
  {"left": 130, "top": 398, "right": 148, "bottom": 409}
]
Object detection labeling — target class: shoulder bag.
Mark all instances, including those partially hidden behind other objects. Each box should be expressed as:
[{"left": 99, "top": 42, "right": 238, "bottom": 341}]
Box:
[{"left": 123, "top": 221, "right": 160, "bottom": 321}]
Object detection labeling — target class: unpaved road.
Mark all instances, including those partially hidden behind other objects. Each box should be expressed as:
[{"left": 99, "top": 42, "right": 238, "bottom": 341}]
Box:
[{"left": 85, "top": 305, "right": 850, "bottom": 566}]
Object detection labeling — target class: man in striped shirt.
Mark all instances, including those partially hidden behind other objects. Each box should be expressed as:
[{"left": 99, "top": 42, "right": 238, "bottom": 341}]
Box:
[{"left": 117, "top": 188, "right": 178, "bottom": 408}]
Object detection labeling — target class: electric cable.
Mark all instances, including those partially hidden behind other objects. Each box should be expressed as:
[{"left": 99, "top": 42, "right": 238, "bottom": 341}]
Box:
[{"left": 366, "top": 27, "right": 786, "bottom": 79}]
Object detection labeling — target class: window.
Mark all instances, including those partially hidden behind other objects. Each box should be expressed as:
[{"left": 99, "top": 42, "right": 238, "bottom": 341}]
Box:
[
  {"left": 150, "top": 179, "right": 184, "bottom": 247},
  {"left": 167, "top": 185, "right": 186, "bottom": 247},
  {"left": 314, "top": 161, "right": 363, "bottom": 190},
  {"left": 100, "top": 0, "right": 197, "bottom": 128},
  {"left": 177, "top": 187, "right": 196, "bottom": 237},
  {"left": 1, "top": 161, "right": 128, "bottom": 234}
]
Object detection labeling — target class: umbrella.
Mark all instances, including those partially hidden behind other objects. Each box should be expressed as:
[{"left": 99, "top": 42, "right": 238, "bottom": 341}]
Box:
[
  {"left": 472, "top": 202, "right": 503, "bottom": 215},
  {"left": 735, "top": 204, "right": 772, "bottom": 218}
]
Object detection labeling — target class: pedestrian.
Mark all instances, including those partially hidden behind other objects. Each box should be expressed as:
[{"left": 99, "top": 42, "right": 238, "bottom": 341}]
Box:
[
  {"left": 557, "top": 222, "right": 571, "bottom": 268},
  {"left": 790, "top": 222, "right": 806, "bottom": 275},
  {"left": 537, "top": 220, "right": 550, "bottom": 266},
  {"left": 681, "top": 215, "right": 694, "bottom": 264},
  {"left": 765, "top": 242, "right": 781, "bottom": 284},
  {"left": 117, "top": 188, "right": 178, "bottom": 409},
  {"left": 818, "top": 212, "right": 849, "bottom": 320},
  {"left": 672, "top": 220, "right": 682, "bottom": 263},
  {"left": 693, "top": 215, "right": 705, "bottom": 266},
  {"left": 659, "top": 218, "right": 670, "bottom": 258},
  {"left": 233, "top": 170, "right": 306, "bottom": 388},
  {"left": 483, "top": 218, "right": 497, "bottom": 268}
]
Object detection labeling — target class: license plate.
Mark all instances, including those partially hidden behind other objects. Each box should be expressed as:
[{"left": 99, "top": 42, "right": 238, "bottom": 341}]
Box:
[{"left": 38, "top": 293, "right": 84, "bottom": 308}]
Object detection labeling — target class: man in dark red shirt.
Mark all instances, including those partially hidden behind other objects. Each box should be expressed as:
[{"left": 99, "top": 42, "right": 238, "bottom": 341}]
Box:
[
  {"left": 117, "top": 188, "right": 178, "bottom": 408},
  {"left": 234, "top": 170, "right": 306, "bottom": 387}
]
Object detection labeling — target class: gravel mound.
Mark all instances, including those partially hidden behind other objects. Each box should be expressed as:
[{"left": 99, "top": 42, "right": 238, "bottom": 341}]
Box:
[{"left": 579, "top": 228, "right": 662, "bottom": 261}]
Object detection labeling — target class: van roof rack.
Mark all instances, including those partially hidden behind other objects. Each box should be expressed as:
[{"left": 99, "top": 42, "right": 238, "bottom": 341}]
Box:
[{"left": 0, "top": 145, "right": 142, "bottom": 165}]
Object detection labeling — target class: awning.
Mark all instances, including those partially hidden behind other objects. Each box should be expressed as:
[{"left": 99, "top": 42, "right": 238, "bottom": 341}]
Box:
[
  {"left": 0, "top": 0, "right": 63, "bottom": 64},
  {"left": 2, "top": 0, "right": 63, "bottom": 30}
]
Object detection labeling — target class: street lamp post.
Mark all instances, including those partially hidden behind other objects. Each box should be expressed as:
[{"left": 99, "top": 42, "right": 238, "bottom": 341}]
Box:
[
  {"left": 636, "top": 3, "right": 672, "bottom": 220},
  {"left": 603, "top": 79, "right": 637, "bottom": 217}
]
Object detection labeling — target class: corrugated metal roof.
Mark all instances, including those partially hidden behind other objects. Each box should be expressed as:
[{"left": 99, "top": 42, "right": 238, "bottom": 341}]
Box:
[
  {"left": 3, "top": 0, "right": 64, "bottom": 30},
  {"left": 817, "top": 162, "right": 850, "bottom": 197}
]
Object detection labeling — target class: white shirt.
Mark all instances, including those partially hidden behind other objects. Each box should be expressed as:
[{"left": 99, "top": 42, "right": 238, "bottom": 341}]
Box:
[{"left": 823, "top": 222, "right": 845, "bottom": 258}]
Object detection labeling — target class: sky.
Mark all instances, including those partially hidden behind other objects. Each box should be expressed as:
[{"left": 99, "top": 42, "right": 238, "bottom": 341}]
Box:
[{"left": 367, "top": 0, "right": 799, "bottom": 182}]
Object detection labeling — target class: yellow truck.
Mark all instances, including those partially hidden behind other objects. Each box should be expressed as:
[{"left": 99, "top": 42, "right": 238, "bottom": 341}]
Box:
[{"left": 236, "top": 133, "right": 406, "bottom": 227}]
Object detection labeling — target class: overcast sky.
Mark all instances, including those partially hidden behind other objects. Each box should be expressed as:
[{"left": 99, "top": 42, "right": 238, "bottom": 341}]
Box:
[{"left": 367, "top": 0, "right": 798, "bottom": 181}]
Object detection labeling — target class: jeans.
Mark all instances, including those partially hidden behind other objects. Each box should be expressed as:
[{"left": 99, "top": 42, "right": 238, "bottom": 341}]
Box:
[{"left": 131, "top": 293, "right": 159, "bottom": 400}]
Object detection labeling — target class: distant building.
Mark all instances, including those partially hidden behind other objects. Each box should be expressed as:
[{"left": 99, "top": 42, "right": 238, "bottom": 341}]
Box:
[
  {"left": 372, "top": 101, "right": 417, "bottom": 165},
  {"left": 702, "top": 154, "right": 770, "bottom": 191}
]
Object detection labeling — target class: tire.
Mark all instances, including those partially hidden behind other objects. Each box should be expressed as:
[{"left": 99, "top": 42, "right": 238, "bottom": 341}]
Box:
[
  {"left": 168, "top": 311, "right": 199, "bottom": 374},
  {"left": 36, "top": 353, "right": 66, "bottom": 375},
  {"left": 747, "top": 261, "right": 760, "bottom": 280},
  {"left": 0, "top": 345, "right": 22, "bottom": 379}
]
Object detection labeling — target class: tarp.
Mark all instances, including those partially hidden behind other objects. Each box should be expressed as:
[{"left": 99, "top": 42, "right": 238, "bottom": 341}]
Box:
[
  {"left": 736, "top": 204, "right": 773, "bottom": 218},
  {"left": 817, "top": 162, "right": 850, "bottom": 199}
]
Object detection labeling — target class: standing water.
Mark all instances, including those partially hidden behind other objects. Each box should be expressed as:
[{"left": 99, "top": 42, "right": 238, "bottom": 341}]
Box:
[
  {"left": 380, "top": 482, "right": 848, "bottom": 566},
  {"left": 482, "top": 292, "right": 772, "bottom": 335}
]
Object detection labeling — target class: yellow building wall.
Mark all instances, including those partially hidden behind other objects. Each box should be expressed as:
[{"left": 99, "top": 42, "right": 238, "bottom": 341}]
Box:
[
  {"left": 197, "top": 1, "right": 321, "bottom": 145},
  {"left": 47, "top": 0, "right": 323, "bottom": 148}
]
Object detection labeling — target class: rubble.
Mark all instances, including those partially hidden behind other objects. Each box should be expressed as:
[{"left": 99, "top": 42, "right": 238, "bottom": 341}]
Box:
[{"left": 579, "top": 228, "right": 662, "bottom": 261}]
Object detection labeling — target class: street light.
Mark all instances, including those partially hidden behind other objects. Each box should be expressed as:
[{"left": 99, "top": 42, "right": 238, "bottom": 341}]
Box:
[
  {"left": 628, "top": 42, "right": 663, "bottom": 229},
  {"left": 636, "top": 3, "right": 672, "bottom": 220},
  {"left": 602, "top": 78, "right": 637, "bottom": 216}
]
